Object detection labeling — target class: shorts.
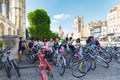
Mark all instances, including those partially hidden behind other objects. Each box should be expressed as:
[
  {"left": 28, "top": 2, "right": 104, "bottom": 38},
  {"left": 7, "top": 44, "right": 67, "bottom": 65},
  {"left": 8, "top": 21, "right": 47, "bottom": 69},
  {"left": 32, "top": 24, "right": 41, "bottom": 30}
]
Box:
[{"left": 18, "top": 49, "right": 24, "bottom": 54}]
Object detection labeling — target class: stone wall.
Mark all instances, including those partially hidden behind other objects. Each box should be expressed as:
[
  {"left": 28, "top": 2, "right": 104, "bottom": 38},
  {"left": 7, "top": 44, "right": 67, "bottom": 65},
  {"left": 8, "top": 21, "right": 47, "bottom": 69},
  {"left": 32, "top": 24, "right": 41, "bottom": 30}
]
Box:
[{"left": 1, "top": 35, "right": 19, "bottom": 59}]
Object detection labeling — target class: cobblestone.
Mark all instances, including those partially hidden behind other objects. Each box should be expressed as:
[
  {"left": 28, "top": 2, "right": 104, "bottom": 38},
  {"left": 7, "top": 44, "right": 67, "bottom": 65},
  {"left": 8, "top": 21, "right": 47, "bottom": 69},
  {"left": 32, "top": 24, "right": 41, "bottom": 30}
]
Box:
[{"left": 0, "top": 60, "right": 120, "bottom": 80}]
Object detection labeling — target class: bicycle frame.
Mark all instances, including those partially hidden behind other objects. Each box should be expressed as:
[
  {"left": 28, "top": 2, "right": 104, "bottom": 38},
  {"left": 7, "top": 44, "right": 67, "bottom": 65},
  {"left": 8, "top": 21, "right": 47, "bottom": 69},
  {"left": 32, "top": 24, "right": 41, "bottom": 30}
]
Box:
[{"left": 36, "top": 49, "right": 51, "bottom": 80}]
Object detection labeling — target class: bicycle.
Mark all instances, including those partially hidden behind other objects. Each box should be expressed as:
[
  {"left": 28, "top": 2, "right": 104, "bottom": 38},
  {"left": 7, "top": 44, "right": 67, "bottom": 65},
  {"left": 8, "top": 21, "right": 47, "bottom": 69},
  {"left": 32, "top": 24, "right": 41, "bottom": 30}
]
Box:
[
  {"left": 34, "top": 47, "right": 54, "bottom": 80},
  {"left": 52, "top": 45, "right": 67, "bottom": 76},
  {"left": 85, "top": 44, "right": 109, "bottom": 68},
  {"left": 0, "top": 47, "right": 20, "bottom": 78},
  {"left": 72, "top": 45, "right": 109, "bottom": 78},
  {"left": 105, "top": 46, "right": 120, "bottom": 63}
]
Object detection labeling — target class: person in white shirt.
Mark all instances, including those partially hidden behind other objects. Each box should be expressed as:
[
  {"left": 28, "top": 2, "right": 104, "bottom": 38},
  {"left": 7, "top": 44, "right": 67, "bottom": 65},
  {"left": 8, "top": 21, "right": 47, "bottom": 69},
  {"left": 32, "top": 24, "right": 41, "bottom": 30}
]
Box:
[
  {"left": 47, "top": 38, "right": 54, "bottom": 47},
  {"left": 34, "top": 38, "right": 43, "bottom": 46},
  {"left": 74, "top": 38, "right": 81, "bottom": 49},
  {"left": 47, "top": 38, "right": 54, "bottom": 53}
]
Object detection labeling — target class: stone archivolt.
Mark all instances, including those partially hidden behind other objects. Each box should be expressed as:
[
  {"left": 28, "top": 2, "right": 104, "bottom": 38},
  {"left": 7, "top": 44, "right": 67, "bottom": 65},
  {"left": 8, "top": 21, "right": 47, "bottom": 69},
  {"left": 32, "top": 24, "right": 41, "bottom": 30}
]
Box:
[{"left": 0, "top": 0, "right": 26, "bottom": 38}]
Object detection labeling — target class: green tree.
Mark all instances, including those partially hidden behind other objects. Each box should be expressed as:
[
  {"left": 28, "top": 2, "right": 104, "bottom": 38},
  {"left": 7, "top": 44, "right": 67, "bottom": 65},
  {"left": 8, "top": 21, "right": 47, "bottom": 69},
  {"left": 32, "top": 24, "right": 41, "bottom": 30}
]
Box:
[
  {"left": 27, "top": 9, "right": 58, "bottom": 40},
  {"left": 0, "top": 40, "right": 2, "bottom": 48}
]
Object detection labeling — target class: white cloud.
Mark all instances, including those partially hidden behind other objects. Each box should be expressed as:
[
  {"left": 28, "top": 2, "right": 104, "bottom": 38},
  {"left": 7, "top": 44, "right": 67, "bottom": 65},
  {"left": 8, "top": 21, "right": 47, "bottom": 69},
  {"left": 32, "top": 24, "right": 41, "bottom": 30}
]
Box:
[
  {"left": 51, "top": 19, "right": 57, "bottom": 23},
  {"left": 53, "top": 14, "right": 70, "bottom": 19}
]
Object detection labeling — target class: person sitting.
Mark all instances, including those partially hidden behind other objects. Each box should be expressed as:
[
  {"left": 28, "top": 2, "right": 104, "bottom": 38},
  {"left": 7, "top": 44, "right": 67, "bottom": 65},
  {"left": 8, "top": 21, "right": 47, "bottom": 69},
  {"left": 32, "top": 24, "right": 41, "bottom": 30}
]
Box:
[
  {"left": 18, "top": 37, "right": 25, "bottom": 62},
  {"left": 47, "top": 38, "right": 54, "bottom": 53},
  {"left": 54, "top": 37, "right": 60, "bottom": 50},
  {"left": 28, "top": 38, "right": 35, "bottom": 50},
  {"left": 74, "top": 38, "right": 81, "bottom": 52},
  {"left": 34, "top": 38, "right": 42, "bottom": 48},
  {"left": 41, "top": 37, "right": 48, "bottom": 49}
]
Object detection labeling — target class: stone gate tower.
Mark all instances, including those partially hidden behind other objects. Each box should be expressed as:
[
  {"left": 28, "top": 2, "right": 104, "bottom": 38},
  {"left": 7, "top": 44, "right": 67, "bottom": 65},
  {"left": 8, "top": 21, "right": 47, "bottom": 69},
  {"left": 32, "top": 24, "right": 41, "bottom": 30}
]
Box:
[{"left": 74, "top": 16, "right": 84, "bottom": 39}]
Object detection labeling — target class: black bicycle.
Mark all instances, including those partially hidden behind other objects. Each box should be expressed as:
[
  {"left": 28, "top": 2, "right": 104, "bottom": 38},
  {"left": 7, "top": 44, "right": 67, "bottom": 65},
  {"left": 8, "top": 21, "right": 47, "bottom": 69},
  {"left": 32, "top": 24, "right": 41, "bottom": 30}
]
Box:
[{"left": 0, "top": 47, "right": 20, "bottom": 78}]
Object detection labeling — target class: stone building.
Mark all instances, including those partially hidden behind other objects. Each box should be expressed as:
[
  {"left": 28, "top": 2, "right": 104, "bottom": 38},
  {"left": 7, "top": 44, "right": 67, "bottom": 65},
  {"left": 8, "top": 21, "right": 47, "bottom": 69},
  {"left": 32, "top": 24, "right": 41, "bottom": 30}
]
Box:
[
  {"left": 0, "top": 0, "right": 26, "bottom": 38},
  {"left": 107, "top": 2, "right": 120, "bottom": 39},
  {"left": 74, "top": 16, "right": 84, "bottom": 39},
  {"left": 88, "top": 21, "right": 108, "bottom": 40},
  {"left": 58, "top": 26, "right": 64, "bottom": 39}
]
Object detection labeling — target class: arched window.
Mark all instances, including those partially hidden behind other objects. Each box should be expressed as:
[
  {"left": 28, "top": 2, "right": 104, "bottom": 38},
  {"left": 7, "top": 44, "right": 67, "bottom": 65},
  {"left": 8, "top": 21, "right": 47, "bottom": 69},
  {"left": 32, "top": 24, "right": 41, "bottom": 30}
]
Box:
[
  {"left": 0, "top": 23, "right": 5, "bottom": 36},
  {"left": 8, "top": 27, "right": 11, "bottom": 35},
  {"left": 6, "top": 0, "right": 10, "bottom": 19}
]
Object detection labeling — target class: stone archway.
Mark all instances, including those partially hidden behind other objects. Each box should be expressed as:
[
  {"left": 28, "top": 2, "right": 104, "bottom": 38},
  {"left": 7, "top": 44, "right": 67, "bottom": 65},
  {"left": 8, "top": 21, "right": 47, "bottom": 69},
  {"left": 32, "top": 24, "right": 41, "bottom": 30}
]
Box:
[
  {"left": 0, "top": 23, "right": 5, "bottom": 36},
  {"left": 8, "top": 27, "right": 11, "bottom": 35}
]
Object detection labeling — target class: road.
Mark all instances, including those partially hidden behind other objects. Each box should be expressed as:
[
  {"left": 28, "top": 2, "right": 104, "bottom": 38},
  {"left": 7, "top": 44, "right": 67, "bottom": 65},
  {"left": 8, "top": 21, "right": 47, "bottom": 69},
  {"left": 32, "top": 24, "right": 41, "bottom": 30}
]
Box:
[{"left": 0, "top": 60, "right": 120, "bottom": 80}]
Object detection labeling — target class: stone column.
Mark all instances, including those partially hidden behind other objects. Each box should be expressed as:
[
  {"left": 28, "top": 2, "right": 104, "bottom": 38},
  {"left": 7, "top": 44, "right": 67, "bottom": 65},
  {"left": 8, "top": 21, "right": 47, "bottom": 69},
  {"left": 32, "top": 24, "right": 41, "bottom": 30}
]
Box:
[
  {"left": 1, "top": 35, "right": 20, "bottom": 59},
  {"left": 22, "top": 0, "right": 26, "bottom": 39},
  {"left": 2, "top": 0, "right": 7, "bottom": 18}
]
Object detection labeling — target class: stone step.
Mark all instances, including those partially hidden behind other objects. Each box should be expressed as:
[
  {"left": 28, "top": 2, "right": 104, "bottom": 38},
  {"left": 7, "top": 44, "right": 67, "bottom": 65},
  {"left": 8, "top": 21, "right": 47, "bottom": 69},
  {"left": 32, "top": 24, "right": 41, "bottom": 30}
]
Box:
[
  {"left": 18, "top": 59, "right": 53, "bottom": 69},
  {"left": 18, "top": 60, "right": 34, "bottom": 69}
]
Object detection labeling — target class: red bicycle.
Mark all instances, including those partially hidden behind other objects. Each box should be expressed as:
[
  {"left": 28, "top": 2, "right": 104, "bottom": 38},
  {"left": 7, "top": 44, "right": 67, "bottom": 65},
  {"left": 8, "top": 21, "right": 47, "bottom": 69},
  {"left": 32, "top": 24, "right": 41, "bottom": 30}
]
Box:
[{"left": 34, "top": 48, "right": 54, "bottom": 80}]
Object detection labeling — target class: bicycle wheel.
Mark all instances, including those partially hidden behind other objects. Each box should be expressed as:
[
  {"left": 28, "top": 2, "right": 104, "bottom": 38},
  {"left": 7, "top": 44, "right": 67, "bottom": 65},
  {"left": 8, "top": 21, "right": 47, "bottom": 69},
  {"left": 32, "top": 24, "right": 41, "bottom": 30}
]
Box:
[
  {"left": 99, "top": 51, "right": 112, "bottom": 63},
  {"left": 11, "top": 60, "right": 21, "bottom": 77},
  {"left": 72, "top": 62, "right": 87, "bottom": 78},
  {"left": 34, "top": 62, "right": 40, "bottom": 73},
  {"left": 25, "top": 51, "right": 35, "bottom": 64},
  {"left": 95, "top": 55, "right": 109, "bottom": 68},
  {"left": 0, "top": 64, "right": 1, "bottom": 70},
  {"left": 90, "top": 59, "right": 96, "bottom": 70},
  {"left": 52, "top": 53, "right": 57, "bottom": 65},
  {"left": 80, "top": 60, "right": 91, "bottom": 73},
  {"left": 58, "top": 56, "right": 66, "bottom": 76},
  {"left": 115, "top": 51, "right": 120, "bottom": 64},
  {"left": 46, "top": 69, "right": 54, "bottom": 80},
  {"left": 3, "top": 62, "right": 11, "bottom": 78}
]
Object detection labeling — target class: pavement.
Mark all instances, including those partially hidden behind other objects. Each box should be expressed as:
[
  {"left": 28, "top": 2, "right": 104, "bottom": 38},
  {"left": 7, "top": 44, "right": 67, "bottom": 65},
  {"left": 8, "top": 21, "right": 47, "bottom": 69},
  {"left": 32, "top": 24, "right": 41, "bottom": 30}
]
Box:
[{"left": 0, "top": 59, "right": 120, "bottom": 80}]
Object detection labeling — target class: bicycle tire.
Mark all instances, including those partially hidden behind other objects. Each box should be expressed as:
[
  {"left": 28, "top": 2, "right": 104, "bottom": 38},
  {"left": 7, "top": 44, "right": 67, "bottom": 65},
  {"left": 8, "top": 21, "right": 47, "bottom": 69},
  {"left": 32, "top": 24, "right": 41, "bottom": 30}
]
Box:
[
  {"left": 115, "top": 51, "right": 120, "bottom": 64},
  {"left": 3, "top": 62, "right": 11, "bottom": 78},
  {"left": 58, "top": 56, "right": 66, "bottom": 76},
  {"left": 40, "top": 69, "right": 47, "bottom": 80},
  {"left": 0, "top": 61, "right": 2, "bottom": 70},
  {"left": 34, "top": 62, "right": 40, "bottom": 73},
  {"left": 95, "top": 55, "right": 109, "bottom": 68},
  {"left": 46, "top": 69, "right": 54, "bottom": 80},
  {"left": 25, "top": 51, "right": 36, "bottom": 64},
  {"left": 72, "top": 63, "right": 87, "bottom": 78},
  {"left": 80, "top": 60, "right": 91, "bottom": 73},
  {"left": 12, "top": 60, "right": 21, "bottom": 77},
  {"left": 90, "top": 59, "right": 96, "bottom": 70},
  {"left": 99, "top": 51, "right": 112, "bottom": 63},
  {"left": 28, "top": 55, "right": 36, "bottom": 64},
  {"left": 52, "top": 53, "right": 57, "bottom": 65}
]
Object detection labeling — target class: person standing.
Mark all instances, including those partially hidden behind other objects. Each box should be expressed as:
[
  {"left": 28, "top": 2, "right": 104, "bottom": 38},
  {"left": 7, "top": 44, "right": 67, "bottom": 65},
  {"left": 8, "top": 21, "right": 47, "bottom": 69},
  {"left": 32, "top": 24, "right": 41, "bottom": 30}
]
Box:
[{"left": 18, "top": 37, "right": 24, "bottom": 62}]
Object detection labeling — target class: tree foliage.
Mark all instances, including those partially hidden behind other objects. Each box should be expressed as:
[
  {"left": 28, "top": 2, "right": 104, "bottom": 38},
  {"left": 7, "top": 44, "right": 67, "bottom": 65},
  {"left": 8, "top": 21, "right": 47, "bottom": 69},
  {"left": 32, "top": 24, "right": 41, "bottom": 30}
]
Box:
[
  {"left": 27, "top": 9, "right": 59, "bottom": 40},
  {"left": 0, "top": 40, "right": 2, "bottom": 48}
]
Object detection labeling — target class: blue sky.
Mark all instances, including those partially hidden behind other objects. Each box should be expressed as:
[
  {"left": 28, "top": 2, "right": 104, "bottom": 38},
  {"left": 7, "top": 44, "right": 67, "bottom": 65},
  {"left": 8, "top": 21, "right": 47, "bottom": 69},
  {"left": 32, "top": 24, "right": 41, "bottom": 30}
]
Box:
[{"left": 26, "top": 0, "right": 120, "bottom": 33}]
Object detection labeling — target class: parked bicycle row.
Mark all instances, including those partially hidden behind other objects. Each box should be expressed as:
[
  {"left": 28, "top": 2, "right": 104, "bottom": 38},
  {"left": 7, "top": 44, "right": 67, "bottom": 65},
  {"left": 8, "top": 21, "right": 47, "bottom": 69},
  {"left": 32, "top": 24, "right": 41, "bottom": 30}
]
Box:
[
  {"left": 18, "top": 36, "right": 120, "bottom": 79},
  {"left": 1, "top": 36, "right": 120, "bottom": 80}
]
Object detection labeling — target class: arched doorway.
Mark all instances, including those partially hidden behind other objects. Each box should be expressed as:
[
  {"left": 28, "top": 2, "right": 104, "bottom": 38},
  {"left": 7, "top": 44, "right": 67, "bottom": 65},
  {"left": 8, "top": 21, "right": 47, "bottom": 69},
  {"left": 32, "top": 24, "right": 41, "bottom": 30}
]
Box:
[{"left": 0, "top": 23, "right": 5, "bottom": 36}]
